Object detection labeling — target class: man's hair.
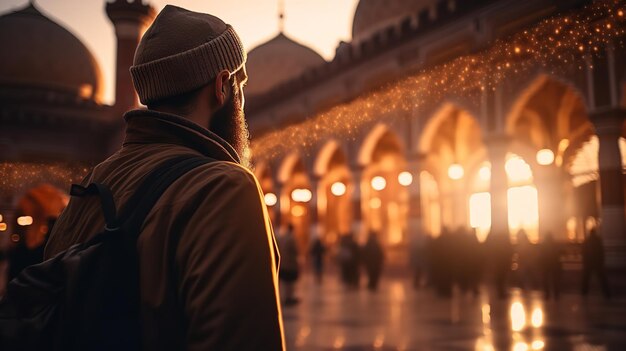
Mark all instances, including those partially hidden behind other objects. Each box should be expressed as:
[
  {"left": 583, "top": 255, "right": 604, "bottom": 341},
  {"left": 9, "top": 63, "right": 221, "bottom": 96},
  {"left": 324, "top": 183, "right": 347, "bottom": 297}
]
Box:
[{"left": 147, "top": 75, "right": 238, "bottom": 116}]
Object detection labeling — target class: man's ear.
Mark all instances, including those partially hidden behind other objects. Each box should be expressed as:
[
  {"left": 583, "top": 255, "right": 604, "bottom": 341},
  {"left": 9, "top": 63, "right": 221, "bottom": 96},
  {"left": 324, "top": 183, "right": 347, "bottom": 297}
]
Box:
[{"left": 214, "top": 70, "right": 231, "bottom": 106}]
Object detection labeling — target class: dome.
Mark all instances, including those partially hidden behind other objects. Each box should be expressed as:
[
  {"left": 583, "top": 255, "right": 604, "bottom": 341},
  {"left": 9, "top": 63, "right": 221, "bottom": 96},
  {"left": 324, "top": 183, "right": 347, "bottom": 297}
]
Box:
[
  {"left": 0, "top": 4, "right": 103, "bottom": 102},
  {"left": 246, "top": 33, "right": 326, "bottom": 96},
  {"left": 352, "top": 0, "right": 436, "bottom": 41}
]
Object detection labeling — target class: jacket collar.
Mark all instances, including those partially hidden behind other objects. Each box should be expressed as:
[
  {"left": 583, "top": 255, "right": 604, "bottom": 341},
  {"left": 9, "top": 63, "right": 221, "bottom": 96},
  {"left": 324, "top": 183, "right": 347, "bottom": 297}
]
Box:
[{"left": 123, "top": 109, "right": 241, "bottom": 164}]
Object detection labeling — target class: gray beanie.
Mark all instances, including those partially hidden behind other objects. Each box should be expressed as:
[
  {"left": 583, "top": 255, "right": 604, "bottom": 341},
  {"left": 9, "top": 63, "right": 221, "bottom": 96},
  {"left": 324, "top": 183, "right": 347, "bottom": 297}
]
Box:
[{"left": 130, "top": 5, "right": 247, "bottom": 105}]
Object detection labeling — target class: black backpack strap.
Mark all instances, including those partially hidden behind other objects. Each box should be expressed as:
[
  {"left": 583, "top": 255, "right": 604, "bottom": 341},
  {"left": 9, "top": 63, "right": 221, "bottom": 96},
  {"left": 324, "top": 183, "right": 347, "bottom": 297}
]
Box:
[
  {"left": 119, "top": 155, "right": 216, "bottom": 239},
  {"left": 70, "top": 183, "right": 120, "bottom": 231}
]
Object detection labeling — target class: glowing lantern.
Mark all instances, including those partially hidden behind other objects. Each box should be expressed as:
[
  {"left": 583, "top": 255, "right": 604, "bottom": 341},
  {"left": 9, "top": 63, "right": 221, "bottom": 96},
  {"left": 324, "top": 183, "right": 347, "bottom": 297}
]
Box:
[
  {"left": 0, "top": 223, "right": 6, "bottom": 231},
  {"left": 398, "top": 171, "right": 413, "bottom": 186},
  {"left": 330, "top": 182, "right": 346, "bottom": 196},
  {"left": 371, "top": 176, "right": 386, "bottom": 191},
  {"left": 0, "top": 214, "right": 3, "bottom": 222},
  {"left": 536, "top": 149, "right": 554, "bottom": 166},
  {"left": 291, "top": 188, "right": 312, "bottom": 203},
  {"left": 505, "top": 155, "right": 533, "bottom": 182},
  {"left": 448, "top": 164, "right": 464, "bottom": 180},
  {"left": 291, "top": 205, "right": 305, "bottom": 217},
  {"left": 17, "top": 216, "right": 33, "bottom": 226},
  {"left": 264, "top": 193, "right": 277, "bottom": 207}
]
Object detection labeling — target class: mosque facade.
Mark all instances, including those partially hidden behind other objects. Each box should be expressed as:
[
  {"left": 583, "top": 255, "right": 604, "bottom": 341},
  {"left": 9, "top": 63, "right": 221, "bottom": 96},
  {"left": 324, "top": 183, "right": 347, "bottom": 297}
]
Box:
[{"left": 0, "top": 0, "right": 625, "bottom": 270}]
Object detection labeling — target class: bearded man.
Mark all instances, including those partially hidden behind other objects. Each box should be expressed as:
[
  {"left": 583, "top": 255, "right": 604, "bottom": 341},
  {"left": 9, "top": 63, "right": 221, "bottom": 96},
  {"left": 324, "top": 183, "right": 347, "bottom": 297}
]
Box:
[{"left": 44, "top": 5, "right": 285, "bottom": 350}]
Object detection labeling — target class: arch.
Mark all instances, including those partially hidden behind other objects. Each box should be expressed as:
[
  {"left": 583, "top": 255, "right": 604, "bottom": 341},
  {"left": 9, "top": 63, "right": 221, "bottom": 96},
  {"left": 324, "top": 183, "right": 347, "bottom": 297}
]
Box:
[
  {"left": 314, "top": 140, "right": 341, "bottom": 177},
  {"left": 505, "top": 74, "right": 593, "bottom": 154},
  {"left": 358, "top": 123, "right": 404, "bottom": 166},
  {"left": 277, "top": 152, "right": 303, "bottom": 184}
]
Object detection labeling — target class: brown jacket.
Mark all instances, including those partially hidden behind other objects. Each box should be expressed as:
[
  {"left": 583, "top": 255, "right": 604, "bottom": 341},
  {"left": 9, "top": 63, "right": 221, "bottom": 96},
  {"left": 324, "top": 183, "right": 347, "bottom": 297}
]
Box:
[{"left": 45, "top": 109, "right": 285, "bottom": 351}]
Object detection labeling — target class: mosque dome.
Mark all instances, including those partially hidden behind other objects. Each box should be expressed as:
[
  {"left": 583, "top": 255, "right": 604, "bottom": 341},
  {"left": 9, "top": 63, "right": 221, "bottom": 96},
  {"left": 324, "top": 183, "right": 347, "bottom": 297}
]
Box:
[
  {"left": 246, "top": 33, "right": 326, "bottom": 96},
  {"left": 352, "top": 0, "right": 436, "bottom": 41},
  {"left": 0, "top": 4, "right": 103, "bottom": 102}
]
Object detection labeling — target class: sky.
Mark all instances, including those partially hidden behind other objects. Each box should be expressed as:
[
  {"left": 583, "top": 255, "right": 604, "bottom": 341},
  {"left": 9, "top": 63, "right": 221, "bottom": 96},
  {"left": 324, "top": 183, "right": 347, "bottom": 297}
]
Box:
[{"left": 0, "top": 0, "right": 360, "bottom": 105}]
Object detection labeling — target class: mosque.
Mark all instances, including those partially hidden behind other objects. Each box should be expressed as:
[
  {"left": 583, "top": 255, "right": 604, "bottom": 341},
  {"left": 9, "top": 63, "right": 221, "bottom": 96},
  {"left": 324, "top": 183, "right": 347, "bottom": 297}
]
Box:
[{"left": 0, "top": 0, "right": 624, "bottom": 271}]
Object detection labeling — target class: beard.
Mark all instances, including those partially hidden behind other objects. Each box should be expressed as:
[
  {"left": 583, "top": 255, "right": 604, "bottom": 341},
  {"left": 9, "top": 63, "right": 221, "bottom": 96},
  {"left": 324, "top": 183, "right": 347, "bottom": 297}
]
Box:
[{"left": 209, "top": 89, "right": 251, "bottom": 167}]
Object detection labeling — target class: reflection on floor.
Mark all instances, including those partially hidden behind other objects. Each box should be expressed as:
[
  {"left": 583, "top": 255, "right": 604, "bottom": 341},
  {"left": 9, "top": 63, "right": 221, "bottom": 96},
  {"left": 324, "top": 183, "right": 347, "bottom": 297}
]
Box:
[{"left": 282, "top": 273, "right": 626, "bottom": 351}]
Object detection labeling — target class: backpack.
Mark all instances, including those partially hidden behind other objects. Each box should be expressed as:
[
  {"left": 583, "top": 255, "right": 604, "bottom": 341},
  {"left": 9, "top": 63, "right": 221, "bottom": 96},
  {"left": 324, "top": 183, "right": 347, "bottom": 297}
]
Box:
[{"left": 0, "top": 155, "right": 214, "bottom": 351}]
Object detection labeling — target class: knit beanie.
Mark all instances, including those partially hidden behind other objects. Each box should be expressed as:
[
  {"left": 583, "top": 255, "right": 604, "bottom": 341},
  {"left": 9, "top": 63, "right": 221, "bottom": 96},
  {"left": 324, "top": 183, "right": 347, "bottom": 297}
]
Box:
[{"left": 130, "top": 5, "right": 247, "bottom": 105}]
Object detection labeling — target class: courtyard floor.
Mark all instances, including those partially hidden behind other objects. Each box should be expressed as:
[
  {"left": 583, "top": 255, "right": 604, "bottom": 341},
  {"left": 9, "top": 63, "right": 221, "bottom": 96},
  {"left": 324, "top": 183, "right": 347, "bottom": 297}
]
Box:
[{"left": 282, "top": 272, "right": 626, "bottom": 351}]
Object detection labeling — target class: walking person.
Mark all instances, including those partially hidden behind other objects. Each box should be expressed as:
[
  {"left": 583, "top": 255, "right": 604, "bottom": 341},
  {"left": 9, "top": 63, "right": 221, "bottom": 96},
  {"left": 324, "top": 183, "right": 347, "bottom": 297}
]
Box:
[
  {"left": 540, "top": 233, "right": 562, "bottom": 300},
  {"left": 310, "top": 233, "right": 326, "bottom": 284},
  {"left": 278, "top": 224, "right": 300, "bottom": 306},
  {"left": 362, "top": 231, "right": 385, "bottom": 291},
  {"left": 39, "top": 5, "right": 284, "bottom": 350},
  {"left": 581, "top": 229, "right": 611, "bottom": 299}
]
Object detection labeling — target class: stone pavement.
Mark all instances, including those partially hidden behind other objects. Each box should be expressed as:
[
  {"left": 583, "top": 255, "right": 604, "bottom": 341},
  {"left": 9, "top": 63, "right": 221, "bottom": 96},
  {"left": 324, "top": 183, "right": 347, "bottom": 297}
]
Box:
[{"left": 281, "top": 273, "right": 626, "bottom": 351}]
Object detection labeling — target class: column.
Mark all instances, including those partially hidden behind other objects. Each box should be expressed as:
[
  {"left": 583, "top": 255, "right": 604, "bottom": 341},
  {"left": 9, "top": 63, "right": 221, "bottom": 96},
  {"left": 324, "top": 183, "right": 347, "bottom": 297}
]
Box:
[
  {"left": 485, "top": 135, "right": 510, "bottom": 241},
  {"left": 405, "top": 154, "right": 424, "bottom": 242},
  {"left": 350, "top": 165, "right": 365, "bottom": 241},
  {"left": 308, "top": 176, "right": 321, "bottom": 246},
  {"left": 592, "top": 108, "right": 626, "bottom": 269},
  {"left": 535, "top": 165, "right": 566, "bottom": 240}
]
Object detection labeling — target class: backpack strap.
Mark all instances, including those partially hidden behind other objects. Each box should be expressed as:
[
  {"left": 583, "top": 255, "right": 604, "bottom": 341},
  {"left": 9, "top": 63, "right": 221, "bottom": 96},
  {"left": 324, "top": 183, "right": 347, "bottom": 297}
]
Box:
[
  {"left": 70, "top": 183, "right": 120, "bottom": 232},
  {"left": 118, "top": 155, "right": 216, "bottom": 239}
]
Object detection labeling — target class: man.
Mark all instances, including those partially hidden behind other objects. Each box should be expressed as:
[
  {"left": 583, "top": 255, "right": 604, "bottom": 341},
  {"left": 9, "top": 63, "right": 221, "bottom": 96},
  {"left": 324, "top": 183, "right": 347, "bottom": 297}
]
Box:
[{"left": 44, "top": 5, "right": 285, "bottom": 350}]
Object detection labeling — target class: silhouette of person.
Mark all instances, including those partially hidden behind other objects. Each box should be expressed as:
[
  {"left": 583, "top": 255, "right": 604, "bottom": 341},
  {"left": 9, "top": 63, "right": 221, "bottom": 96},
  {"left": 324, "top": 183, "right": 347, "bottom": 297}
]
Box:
[
  {"left": 487, "top": 230, "right": 512, "bottom": 299},
  {"left": 540, "top": 233, "right": 562, "bottom": 300},
  {"left": 581, "top": 229, "right": 611, "bottom": 299},
  {"left": 278, "top": 224, "right": 300, "bottom": 306},
  {"left": 361, "top": 231, "right": 385, "bottom": 291},
  {"left": 309, "top": 233, "right": 326, "bottom": 284}
]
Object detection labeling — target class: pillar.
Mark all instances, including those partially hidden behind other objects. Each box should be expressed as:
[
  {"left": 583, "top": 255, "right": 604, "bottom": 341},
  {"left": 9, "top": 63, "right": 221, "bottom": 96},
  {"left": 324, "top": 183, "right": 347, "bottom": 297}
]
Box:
[
  {"left": 592, "top": 108, "right": 626, "bottom": 269},
  {"left": 350, "top": 165, "right": 365, "bottom": 241},
  {"left": 405, "top": 154, "right": 424, "bottom": 242},
  {"left": 485, "top": 135, "right": 510, "bottom": 240},
  {"left": 106, "top": 1, "right": 155, "bottom": 150},
  {"left": 535, "top": 165, "right": 566, "bottom": 240}
]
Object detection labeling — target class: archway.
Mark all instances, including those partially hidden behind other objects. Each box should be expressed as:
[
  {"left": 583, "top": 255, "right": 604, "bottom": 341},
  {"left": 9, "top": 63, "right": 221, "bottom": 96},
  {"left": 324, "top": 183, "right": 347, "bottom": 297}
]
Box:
[
  {"left": 360, "top": 125, "right": 409, "bottom": 247},
  {"left": 419, "top": 104, "right": 487, "bottom": 236},
  {"left": 506, "top": 75, "right": 595, "bottom": 241},
  {"left": 278, "top": 153, "right": 312, "bottom": 255},
  {"left": 314, "top": 141, "right": 352, "bottom": 247}
]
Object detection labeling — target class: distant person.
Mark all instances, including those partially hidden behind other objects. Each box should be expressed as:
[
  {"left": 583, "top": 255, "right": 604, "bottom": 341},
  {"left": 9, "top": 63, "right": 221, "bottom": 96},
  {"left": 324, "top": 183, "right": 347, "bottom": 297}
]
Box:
[
  {"left": 463, "top": 228, "right": 483, "bottom": 296},
  {"left": 486, "top": 230, "right": 513, "bottom": 299},
  {"left": 309, "top": 233, "right": 326, "bottom": 284},
  {"left": 581, "top": 229, "right": 611, "bottom": 299},
  {"left": 338, "top": 233, "right": 360, "bottom": 288},
  {"left": 278, "top": 224, "right": 300, "bottom": 306},
  {"left": 515, "top": 229, "right": 537, "bottom": 290},
  {"left": 540, "top": 233, "right": 562, "bottom": 300},
  {"left": 361, "top": 231, "right": 385, "bottom": 291},
  {"left": 42, "top": 6, "right": 284, "bottom": 349},
  {"left": 431, "top": 227, "right": 454, "bottom": 297},
  {"left": 8, "top": 217, "right": 55, "bottom": 281},
  {"left": 410, "top": 234, "right": 431, "bottom": 289}
]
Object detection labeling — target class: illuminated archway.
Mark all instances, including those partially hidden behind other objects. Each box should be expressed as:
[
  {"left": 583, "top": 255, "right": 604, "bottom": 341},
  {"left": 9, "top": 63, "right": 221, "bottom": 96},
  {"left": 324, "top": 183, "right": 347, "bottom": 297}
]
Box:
[
  {"left": 360, "top": 126, "right": 408, "bottom": 246},
  {"left": 314, "top": 141, "right": 352, "bottom": 247},
  {"left": 278, "top": 153, "right": 312, "bottom": 254},
  {"left": 419, "top": 104, "right": 487, "bottom": 234},
  {"left": 506, "top": 75, "right": 594, "bottom": 241}
]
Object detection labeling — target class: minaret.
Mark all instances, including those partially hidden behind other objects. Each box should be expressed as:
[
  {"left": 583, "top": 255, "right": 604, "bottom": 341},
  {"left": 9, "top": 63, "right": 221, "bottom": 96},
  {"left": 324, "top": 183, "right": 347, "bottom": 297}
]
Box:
[{"left": 106, "top": 0, "right": 155, "bottom": 116}]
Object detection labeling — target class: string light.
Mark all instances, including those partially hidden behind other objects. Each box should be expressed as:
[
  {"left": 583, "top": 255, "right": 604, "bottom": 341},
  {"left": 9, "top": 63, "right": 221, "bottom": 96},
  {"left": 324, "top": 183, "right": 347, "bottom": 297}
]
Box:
[{"left": 251, "top": 1, "right": 625, "bottom": 162}]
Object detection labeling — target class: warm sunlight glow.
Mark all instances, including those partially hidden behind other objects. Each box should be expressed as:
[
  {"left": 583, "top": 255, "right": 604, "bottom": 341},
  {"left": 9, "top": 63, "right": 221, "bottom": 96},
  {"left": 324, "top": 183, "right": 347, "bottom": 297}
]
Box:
[
  {"left": 264, "top": 192, "right": 277, "bottom": 206},
  {"left": 469, "top": 192, "right": 491, "bottom": 242},
  {"left": 511, "top": 301, "right": 526, "bottom": 332},
  {"left": 508, "top": 186, "right": 539, "bottom": 241},
  {"left": 506, "top": 155, "right": 533, "bottom": 183},
  {"left": 398, "top": 171, "right": 413, "bottom": 186},
  {"left": 531, "top": 307, "right": 544, "bottom": 328},
  {"left": 448, "top": 164, "right": 464, "bottom": 180},
  {"left": 371, "top": 176, "right": 387, "bottom": 191},
  {"left": 331, "top": 182, "right": 347, "bottom": 196}
]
